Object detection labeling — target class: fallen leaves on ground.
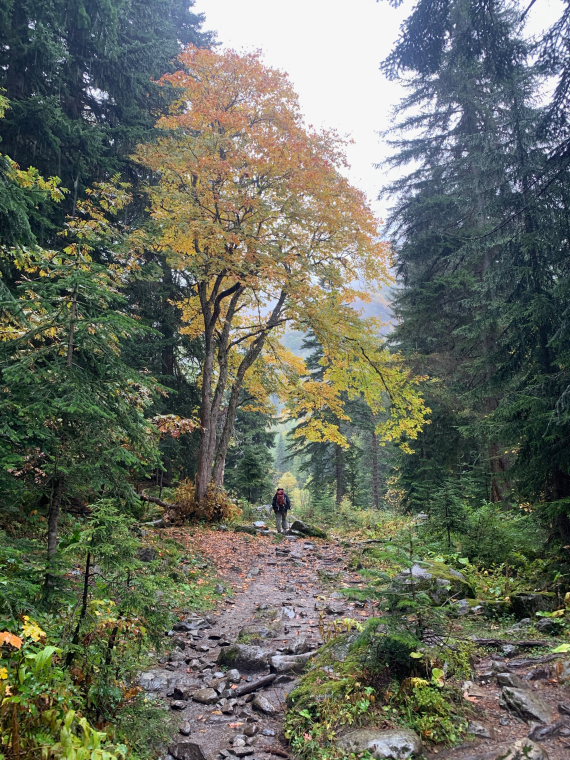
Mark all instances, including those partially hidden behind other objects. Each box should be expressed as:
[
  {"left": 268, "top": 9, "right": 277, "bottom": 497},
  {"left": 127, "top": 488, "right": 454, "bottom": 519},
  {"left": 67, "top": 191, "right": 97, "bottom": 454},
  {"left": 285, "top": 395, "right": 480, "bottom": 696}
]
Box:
[{"left": 165, "top": 526, "right": 275, "bottom": 587}]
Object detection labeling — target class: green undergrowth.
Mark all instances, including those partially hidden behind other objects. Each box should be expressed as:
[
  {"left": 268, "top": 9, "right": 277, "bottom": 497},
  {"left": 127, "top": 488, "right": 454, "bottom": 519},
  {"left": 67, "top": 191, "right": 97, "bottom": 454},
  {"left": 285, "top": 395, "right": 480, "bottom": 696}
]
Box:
[
  {"left": 286, "top": 618, "right": 472, "bottom": 760},
  {"left": 284, "top": 510, "right": 570, "bottom": 760},
  {"left": 0, "top": 499, "right": 223, "bottom": 760}
]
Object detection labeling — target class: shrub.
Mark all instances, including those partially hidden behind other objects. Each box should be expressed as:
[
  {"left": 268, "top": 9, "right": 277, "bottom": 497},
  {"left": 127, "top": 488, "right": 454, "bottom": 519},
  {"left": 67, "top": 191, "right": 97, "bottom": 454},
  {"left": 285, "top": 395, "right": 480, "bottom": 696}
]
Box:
[
  {"left": 0, "top": 619, "right": 126, "bottom": 759},
  {"left": 461, "top": 503, "right": 545, "bottom": 567},
  {"left": 174, "top": 480, "right": 242, "bottom": 522},
  {"left": 388, "top": 678, "right": 467, "bottom": 744}
]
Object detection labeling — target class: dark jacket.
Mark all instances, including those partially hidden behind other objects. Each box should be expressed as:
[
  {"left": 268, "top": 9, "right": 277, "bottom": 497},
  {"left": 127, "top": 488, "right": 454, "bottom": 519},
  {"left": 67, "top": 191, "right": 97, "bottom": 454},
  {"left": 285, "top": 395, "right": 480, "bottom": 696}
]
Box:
[{"left": 272, "top": 492, "right": 291, "bottom": 512}]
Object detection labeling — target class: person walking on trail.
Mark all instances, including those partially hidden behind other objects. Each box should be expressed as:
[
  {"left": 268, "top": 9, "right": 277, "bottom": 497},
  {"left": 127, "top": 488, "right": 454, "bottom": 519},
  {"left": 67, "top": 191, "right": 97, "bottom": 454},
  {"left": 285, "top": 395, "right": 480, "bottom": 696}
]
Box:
[{"left": 272, "top": 487, "right": 291, "bottom": 534}]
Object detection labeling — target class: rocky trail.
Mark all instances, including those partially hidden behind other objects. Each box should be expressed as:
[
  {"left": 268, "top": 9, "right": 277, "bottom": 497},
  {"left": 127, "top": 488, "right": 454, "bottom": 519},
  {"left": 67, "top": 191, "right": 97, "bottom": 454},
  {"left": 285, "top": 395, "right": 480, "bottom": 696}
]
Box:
[{"left": 139, "top": 526, "right": 570, "bottom": 760}]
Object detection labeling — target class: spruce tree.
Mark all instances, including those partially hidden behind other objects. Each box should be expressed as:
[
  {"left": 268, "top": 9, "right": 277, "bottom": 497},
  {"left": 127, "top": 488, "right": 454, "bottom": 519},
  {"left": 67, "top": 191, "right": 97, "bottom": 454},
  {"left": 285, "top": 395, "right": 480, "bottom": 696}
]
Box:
[
  {"left": 0, "top": 0, "right": 212, "bottom": 232},
  {"left": 383, "top": 0, "right": 555, "bottom": 508}
]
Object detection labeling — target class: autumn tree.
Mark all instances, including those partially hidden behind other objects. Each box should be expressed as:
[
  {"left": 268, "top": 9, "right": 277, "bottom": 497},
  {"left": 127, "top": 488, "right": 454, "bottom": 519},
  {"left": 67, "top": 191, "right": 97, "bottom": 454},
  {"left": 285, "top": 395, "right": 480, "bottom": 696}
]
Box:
[{"left": 134, "top": 46, "right": 428, "bottom": 504}]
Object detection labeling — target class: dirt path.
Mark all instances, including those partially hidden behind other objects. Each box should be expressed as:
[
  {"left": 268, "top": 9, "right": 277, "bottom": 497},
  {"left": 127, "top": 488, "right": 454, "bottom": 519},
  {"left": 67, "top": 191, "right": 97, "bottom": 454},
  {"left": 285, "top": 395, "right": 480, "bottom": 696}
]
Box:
[
  {"left": 142, "top": 528, "right": 570, "bottom": 760},
  {"left": 143, "top": 529, "right": 367, "bottom": 760}
]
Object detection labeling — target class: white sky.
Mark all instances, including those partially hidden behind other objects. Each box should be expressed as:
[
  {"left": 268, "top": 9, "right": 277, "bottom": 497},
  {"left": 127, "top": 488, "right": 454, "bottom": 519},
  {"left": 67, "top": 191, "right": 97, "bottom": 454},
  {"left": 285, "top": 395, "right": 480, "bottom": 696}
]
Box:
[
  {"left": 193, "top": 0, "right": 562, "bottom": 223},
  {"left": 193, "top": 0, "right": 408, "bottom": 220}
]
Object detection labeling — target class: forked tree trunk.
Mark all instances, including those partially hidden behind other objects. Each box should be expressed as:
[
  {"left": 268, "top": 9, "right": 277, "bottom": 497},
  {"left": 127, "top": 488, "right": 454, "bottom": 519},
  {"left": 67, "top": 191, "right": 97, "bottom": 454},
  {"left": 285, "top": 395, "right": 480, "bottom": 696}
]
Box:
[
  {"left": 196, "top": 282, "right": 286, "bottom": 503},
  {"left": 212, "top": 291, "right": 287, "bottom": 487}
]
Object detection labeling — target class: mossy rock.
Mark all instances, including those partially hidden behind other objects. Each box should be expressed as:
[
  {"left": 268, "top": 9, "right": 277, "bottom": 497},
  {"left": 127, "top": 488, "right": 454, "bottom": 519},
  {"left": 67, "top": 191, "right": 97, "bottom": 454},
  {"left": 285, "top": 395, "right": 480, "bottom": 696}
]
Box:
[
  {"left": 391, "top": 561, "right": 474, "bottom": 605},
  {"left": 289, "top": 519, "right": 327, "bottom": 539},
  {"left": 511, "top": 592, "right": 558, "bottom": 619},
  {"left": 233, "top": 525, "right": 258, "bottom": 535},
  {"left": 238, "top": 621, "right": 282, "bottom": 645},
  {"left": 217, "top": 644, "right": 271, "bottom": 671},
  {"left": 254, "top": 606, "right": 281, "bottom": 622}
]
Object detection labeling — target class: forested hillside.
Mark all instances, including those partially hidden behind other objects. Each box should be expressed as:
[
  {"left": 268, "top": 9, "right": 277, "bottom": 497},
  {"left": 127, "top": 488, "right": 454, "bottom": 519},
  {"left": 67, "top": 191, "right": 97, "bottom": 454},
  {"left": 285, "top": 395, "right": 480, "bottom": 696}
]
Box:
[{"left": 1, "top": 0, "right": 570, "bottom": 758}]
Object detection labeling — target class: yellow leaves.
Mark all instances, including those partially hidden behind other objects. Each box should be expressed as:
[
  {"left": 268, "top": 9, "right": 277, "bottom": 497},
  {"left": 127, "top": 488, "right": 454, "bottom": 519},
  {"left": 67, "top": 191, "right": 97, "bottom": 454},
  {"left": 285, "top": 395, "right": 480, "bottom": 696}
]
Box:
[
  {"left": 21, "top": 616, "right": 46, "bottom": 643},
  {"left": 129, "top": 45, "right": 429, "bottom": 451},
  {"left": 179, "top": 294, "right": 205, "bottom": 338},
  {"left": 0, "top": 666, "right": 8, "bottom": 679},
  {"left": 295, "top": 418, "right": 349, "bottom": 448},
  {"left": 0, "top": 631, "right": 23, "bottom": 649},
  {"left": 4, "top": 156, "right": 65, "bottom": 202}
]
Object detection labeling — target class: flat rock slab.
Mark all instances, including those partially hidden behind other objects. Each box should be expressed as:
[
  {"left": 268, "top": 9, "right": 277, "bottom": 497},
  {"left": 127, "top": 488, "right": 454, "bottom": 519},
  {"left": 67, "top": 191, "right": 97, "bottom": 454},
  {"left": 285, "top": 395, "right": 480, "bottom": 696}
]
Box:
[
  {"left": 337, "top": 728, "right": 422, "bottom": 759},
  {"left": 217, "top": 644, "right": 272, "bottom": 671},
  {"left": 500, "top": 687, "right": 556, "bottom": 724}
]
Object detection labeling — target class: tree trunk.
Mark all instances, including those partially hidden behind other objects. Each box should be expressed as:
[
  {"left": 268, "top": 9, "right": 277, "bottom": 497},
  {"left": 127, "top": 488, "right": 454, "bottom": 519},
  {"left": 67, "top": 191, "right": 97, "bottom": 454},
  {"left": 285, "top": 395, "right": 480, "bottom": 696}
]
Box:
[
  {"left": 43, "top": 476, "right": 64, "bottom": 599},
  {"left": 66, "top": 549, "right": 92, "bottom": 665},
  {"left": 196, "top": 276, "right": 242, "bottom": 503},
  {"left": 195, "top": 284, "right": 216, "bottom": 503},
  {"left": 335, "top": 444, "right": 346, "bottom": 506},
  {"left": 549, "top": 469, "right": 570, "bottom": 543},
  {"left": 211, "top": 291, "right": 287, "bottom": 487},
  {"left": 371, "top": 430, "right": 382, "bottom": 510}
]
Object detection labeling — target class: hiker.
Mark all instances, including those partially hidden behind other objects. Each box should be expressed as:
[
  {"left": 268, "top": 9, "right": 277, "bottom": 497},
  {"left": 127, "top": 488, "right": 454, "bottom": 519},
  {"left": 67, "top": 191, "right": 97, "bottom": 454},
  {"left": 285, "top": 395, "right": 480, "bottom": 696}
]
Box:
[{"left": 272, "top": 487, "right": 291, "bottom": 534}]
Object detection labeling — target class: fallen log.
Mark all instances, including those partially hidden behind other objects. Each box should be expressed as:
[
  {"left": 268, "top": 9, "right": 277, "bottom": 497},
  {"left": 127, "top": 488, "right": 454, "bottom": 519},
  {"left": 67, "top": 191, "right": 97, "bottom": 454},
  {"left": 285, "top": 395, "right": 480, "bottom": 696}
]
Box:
[
  {"left": 140, "top": 517, "right": 167, "bottom": 528},
  {"left": 140, "top": 491, "right": 176, "bottom": 510},
  {"left": 233, "top": 673, "right": 277, "bottom": 697},
  {"left": 471, "top": 638, "right": 551, "bottom": 648}
]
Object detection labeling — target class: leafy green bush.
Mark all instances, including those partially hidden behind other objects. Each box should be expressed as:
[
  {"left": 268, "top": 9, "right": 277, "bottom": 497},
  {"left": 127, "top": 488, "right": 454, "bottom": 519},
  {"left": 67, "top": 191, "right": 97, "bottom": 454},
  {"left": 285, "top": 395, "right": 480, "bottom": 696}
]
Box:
[
  {"left": 0, "top": 619, "right": 126, "bottom": 759},
  {"left": 0, "top": 499, "right": 222, "bottom": 758},
  {"left": 460, "top": 503, "right": 545, "bottom": 567},
  {"left": 387, "top": 678, "right": 467, "bottom": 744}
]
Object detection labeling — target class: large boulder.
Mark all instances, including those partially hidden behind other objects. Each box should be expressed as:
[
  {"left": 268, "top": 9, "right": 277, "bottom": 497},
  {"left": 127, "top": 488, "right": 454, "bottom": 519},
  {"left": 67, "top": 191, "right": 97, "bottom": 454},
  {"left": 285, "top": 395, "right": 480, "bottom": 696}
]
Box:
[
  {"left": 217, "top": 644, "right": 272, "bottom": 671},
  {"left": 270, "top": 653, "right": 313, "bottom": 674},
  {"left": 500, "top": 686, "right": 556, "bottom": 724},
  {"left": 337, "top": 728, "right": 422, "bottom": 760},
  {"left": 391, "top": 561, "right": 473, "bottom": 605},
  {"left": 289, "top": 520, "right": 327, "bottom": 539},
  {"left": 510, "top": 592, "right": 558, "bottom": 619}
]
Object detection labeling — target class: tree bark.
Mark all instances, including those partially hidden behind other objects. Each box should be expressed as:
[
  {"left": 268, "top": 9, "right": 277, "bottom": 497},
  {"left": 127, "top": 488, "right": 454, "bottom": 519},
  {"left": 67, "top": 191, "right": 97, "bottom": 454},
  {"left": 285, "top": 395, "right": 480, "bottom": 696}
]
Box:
[
  {"left": 43, "top": 475, "right": 64, "bottom": 598},
  {"left": 335, "top": 444, "right": 346, "bottom": 506},
  {"left": 212, "top": 290, "right": 287, "bottom": 486},
  {"left": 195, "top": 275, "right": 242, "bottom": 502},
  {"left": 371, "top": 430, "right": 382, "bottom": 510}
]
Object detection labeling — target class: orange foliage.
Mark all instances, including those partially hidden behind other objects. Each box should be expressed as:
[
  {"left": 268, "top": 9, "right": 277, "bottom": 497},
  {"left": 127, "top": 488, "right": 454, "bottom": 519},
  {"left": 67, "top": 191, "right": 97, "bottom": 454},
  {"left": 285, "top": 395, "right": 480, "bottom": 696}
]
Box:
[
  {"left": 174, "top": 480, "right": 242, "bottom": 523},
  {"left": 0, "top": 632, "right": 23, "bottom": 649},
  {"left": 133, "top": 45, "right": 428, "bottom": 466}
]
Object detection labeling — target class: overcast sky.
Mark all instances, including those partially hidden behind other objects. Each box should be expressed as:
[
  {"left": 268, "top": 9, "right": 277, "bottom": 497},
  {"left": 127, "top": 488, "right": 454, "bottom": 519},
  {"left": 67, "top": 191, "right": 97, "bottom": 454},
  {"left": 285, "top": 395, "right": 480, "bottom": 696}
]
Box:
[{"left": 193, "top": 0, "right": 562, "bottom": 223}]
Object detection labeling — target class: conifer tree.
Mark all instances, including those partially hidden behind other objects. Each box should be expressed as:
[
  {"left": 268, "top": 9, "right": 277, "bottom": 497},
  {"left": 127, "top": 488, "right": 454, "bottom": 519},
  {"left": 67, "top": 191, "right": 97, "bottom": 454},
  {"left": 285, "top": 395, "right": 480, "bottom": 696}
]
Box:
[
  {"left": 0, "top": 0, "right": 212, "bottom": 231},
  {"left": 0, "top": 183, "right": 160, "bottom": 595},
  {"left": 384, "top": 0, "right": 548, "bottom": 502}
]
